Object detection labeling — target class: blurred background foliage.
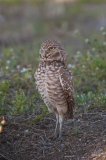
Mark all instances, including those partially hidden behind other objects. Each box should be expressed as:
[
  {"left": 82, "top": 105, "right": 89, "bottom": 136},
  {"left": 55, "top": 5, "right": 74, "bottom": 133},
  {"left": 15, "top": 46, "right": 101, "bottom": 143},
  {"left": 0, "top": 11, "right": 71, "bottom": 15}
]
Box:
[{"left": 0, "top": 0, "right": 106, "bottom": 119}]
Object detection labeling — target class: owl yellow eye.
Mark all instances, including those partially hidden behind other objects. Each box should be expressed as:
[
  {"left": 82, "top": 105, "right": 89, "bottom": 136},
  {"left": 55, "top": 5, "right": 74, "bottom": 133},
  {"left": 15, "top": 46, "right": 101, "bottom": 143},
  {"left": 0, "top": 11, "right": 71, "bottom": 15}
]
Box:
[{"left": 49, "top": 47, "right": 55, "bottom": 50}]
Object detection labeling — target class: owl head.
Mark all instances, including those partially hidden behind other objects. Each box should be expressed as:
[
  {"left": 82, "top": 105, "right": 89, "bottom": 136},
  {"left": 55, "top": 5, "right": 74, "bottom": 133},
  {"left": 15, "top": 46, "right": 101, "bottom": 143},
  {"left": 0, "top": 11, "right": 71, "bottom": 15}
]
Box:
[{"left": 39, "top": 40, "right": 66, "bottom": 63}]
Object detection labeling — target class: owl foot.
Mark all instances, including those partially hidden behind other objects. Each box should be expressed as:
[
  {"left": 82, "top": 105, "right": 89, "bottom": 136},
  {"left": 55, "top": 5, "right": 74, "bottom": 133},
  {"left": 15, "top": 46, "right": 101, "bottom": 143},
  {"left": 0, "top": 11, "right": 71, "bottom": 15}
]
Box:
[
  {"left": 57, "top": 135, "right": 65, "bottom": 141},
  {"left": 49, "top": 133, "right": 58, "bottom": 140},
  {"left": 48, "top": 133, "right": 65, "bottom": 141}
]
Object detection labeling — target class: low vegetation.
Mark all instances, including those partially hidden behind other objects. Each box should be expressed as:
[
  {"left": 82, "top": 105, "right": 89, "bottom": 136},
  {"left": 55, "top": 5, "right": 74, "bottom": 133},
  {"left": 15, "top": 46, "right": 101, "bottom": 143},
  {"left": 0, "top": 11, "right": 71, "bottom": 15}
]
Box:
[{"left": 0, "top": 28, "right": 106, "bottom": 121}]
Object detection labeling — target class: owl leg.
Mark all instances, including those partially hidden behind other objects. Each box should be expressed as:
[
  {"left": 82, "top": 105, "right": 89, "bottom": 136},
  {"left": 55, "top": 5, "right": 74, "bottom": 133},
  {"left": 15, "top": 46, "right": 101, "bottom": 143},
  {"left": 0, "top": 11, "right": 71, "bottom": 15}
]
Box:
[
  {"left": 54, "top": 113, "right": 59, "bottom": 136},
  {"left": 58, "top": 112, "right": 64, "bottom": 139},
  {"left": 49, "top": 113, "right": 59, "bottom": 139}
]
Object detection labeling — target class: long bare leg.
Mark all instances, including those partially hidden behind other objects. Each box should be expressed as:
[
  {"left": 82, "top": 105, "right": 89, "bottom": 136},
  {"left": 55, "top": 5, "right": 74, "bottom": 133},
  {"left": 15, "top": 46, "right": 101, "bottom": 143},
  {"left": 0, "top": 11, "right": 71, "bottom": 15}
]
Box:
[
  {"left": 49, "top": 113, "right": 59, "bottom": 139},
  {"left": 58, "top": 112, "right": 64, "bottom": 139},
  {"left": 54, "top": 113, "right": 59, "bottom": 137}
]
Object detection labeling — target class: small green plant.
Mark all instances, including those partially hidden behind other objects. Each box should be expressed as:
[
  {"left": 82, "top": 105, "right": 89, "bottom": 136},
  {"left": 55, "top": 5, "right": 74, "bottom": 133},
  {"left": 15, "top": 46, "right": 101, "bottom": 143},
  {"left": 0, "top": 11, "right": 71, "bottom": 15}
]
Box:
[
  {"left": 11, "top": 89, "right": 29, "bottom": 115},
  {"left": 75, "top": 92, "right": 106, "bottom": 111},
  {"left": 26, "top": 106, "right": 49, "bottom": 124},
  {"left": 73, "top": 122, "right": 78, "bottom": 136},
  {"left": 0, "top": 80, "right": 10, "bottom": 115}
]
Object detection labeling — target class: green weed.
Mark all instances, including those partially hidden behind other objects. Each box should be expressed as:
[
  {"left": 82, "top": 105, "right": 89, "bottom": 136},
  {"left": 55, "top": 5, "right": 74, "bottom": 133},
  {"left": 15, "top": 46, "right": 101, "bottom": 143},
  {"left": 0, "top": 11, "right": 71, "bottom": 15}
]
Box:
[
  {"left": 25, "top": 106, "right": 49, "bottom": 124},
  {"left": 0, "top": 80, "right": 10, "bottom": 115},
  {"left": 73, "top": 122, "right": 78, "bottom": 136},
  {"left": 73, "top": 28, "right": 106, "bottom": 111}
]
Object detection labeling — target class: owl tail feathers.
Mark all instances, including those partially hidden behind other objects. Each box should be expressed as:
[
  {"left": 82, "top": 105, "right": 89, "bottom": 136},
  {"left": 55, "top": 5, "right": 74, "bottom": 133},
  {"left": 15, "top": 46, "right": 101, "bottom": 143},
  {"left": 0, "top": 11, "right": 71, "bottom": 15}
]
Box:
[{"left": 65, "top": 98, "right": 74, "bottom": 120}]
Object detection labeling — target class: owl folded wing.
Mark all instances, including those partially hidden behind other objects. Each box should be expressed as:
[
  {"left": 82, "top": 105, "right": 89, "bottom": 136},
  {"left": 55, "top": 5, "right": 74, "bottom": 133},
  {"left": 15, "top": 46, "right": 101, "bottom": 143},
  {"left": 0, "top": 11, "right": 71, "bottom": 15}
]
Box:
[{"left": 59, "top": 67, "right": 74, "bottom": 118}]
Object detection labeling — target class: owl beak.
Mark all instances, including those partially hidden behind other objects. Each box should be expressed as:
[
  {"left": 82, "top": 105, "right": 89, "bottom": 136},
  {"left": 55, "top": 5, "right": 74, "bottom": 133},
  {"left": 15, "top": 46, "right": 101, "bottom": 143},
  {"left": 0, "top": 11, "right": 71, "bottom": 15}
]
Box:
[{"left": 42, "top": 50, "right": 47, "bottom": 58}]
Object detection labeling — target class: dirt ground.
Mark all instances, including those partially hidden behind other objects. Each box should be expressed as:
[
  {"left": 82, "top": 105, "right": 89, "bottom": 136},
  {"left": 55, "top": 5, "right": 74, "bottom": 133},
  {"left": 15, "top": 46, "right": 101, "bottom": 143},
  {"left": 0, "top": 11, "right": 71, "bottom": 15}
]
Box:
[{"left": 0, "top": 106, "right": 106, "bottom": 160}]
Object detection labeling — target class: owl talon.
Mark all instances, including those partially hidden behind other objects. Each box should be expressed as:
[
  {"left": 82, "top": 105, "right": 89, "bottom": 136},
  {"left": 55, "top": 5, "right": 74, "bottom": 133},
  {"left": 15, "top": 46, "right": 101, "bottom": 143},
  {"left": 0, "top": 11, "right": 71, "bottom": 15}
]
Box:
[
  {"left": 57, "top": 135, "right": 65, "bottom": 141},
  {"left": 49, "top": 133, "right": 58, "bottom": 140}
]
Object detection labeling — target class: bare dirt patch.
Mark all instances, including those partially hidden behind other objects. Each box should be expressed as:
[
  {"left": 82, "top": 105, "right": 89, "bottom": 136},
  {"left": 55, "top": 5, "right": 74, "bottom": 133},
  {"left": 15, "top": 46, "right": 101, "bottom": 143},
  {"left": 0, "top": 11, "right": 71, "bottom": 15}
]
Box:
[{"left": 0, "top": 107, "right": 106, "bottom": 160}]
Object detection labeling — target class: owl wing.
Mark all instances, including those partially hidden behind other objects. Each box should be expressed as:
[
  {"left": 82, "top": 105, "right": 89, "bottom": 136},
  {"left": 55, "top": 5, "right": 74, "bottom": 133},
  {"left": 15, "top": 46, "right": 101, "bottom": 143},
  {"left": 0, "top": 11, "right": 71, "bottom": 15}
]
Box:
[{"left": 59, "top": 67, "right": 74, "bottom": 118}]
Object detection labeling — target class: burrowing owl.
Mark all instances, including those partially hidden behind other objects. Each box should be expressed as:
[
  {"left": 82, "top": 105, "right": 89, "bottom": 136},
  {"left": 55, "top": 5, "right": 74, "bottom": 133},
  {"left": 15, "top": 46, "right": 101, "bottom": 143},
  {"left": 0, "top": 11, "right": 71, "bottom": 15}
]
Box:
[{"left": 34, "top": 40, "right": 74, "bottom": 139}]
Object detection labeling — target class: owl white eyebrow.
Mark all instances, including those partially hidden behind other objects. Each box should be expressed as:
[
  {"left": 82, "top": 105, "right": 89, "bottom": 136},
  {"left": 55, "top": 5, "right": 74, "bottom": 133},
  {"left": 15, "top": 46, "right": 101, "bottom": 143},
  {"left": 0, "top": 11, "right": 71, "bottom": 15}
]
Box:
[{"left": 48, "top": 46, "right": 56, "bottom": 49}]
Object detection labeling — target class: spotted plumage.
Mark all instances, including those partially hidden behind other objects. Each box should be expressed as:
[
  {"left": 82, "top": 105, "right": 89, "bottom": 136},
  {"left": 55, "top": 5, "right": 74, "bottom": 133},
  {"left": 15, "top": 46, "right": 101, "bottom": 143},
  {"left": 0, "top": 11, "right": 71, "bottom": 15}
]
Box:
[{"left": 34, "top": 40, "right": 74, "bottom": 139}]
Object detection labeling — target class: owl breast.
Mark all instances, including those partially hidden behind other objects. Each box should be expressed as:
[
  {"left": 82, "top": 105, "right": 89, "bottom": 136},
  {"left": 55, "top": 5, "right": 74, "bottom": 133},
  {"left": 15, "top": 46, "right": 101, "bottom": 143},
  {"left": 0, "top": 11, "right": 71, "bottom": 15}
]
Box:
[{"left": 35, "top": 63, "right": 67, "bottom": 112}]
